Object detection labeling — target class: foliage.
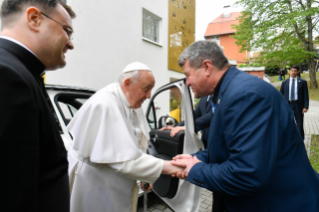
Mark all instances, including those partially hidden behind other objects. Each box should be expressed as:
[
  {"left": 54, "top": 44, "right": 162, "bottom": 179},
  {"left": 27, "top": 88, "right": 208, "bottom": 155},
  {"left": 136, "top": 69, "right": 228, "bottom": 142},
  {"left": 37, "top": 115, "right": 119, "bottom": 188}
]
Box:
[
  {"left": 194, "top": 98, "right": 200, "bottom": 108},
  {"left": 265, "top": 66, "right": 281, "bottom": 76},
  {"left": 233, "top": 0, "right": 319, "bottom": 88},
  {"left": 170, "top": 98, "right": 181, "bottom": 111},
  {"left": 250, "top": 63, "right": 262, "bottom": 67},
  {"left": 238, "top": 63, "right": 262, "bottom": 68},
  {"left": 310, "top": 135, "right": 319, "bottom": 173}
]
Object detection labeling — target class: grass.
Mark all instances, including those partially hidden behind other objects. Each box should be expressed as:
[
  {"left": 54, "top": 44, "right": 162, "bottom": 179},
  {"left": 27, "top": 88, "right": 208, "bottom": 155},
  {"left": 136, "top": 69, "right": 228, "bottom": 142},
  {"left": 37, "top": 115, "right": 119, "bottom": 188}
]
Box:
[
  {"left": 310, "top": 135, "right": 319, "bottom": 173},
  {"left": 308, "top": 80, "right": 319, "bottom": 101}
]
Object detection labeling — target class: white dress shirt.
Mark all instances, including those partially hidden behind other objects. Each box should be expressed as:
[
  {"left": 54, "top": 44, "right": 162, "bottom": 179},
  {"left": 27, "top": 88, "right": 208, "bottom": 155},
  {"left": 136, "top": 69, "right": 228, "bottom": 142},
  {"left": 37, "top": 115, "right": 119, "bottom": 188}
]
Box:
[{"left": 289, "top": 77, "right": 298, "bottom": 101}]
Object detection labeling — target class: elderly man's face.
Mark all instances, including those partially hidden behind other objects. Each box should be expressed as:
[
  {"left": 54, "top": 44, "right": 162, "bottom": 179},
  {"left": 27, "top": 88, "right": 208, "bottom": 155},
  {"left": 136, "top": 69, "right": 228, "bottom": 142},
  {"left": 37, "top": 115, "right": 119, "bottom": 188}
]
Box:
[
  {"left": 183, "top": 60, "right": 207, "bottom": 98},
  {"left": 126, "top": 71, "right": 155, "bottom": 109},
  {"left": 40, "top": 4, "right": 74, "bottom": 70}
]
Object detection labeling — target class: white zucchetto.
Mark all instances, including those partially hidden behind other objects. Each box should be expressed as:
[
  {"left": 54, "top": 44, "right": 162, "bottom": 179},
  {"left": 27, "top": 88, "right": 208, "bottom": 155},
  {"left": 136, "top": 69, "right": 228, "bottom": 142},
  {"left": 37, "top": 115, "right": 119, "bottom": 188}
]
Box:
[{"left": 122, "top": 62, "right": 152, "bottom": 73}]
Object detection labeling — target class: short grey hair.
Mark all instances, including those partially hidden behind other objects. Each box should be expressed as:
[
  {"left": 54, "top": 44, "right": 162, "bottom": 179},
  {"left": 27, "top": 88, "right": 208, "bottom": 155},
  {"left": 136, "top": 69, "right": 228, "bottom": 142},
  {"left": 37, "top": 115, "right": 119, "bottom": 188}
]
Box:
[
  {"left": 118, "top": 70, "right": 151, "bottom": 85},
  {"left": 178, "top": 40, "right": 229, "bottom": 70}
]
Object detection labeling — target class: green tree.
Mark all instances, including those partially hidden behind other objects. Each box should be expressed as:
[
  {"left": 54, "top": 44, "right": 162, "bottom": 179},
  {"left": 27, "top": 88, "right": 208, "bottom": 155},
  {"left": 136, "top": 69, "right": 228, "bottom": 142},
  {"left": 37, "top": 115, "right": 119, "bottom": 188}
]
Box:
[{"left": 233, "top": 0, "right": 319, "bottom": 88}]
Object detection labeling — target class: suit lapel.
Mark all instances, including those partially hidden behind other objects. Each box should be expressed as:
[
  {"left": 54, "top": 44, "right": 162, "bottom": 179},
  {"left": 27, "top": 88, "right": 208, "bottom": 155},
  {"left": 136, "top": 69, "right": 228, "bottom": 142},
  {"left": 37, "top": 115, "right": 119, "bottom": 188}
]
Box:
[{"left": 205, "top": 96, "right": 211, "bottom": 113}]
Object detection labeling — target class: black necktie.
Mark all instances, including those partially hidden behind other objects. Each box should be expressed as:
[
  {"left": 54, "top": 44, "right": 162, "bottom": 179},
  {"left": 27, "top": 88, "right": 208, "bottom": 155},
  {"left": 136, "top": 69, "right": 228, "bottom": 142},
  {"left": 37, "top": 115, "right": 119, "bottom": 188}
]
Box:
[{"left": 291, "top": 79, "right": 295, "bottom": 100}]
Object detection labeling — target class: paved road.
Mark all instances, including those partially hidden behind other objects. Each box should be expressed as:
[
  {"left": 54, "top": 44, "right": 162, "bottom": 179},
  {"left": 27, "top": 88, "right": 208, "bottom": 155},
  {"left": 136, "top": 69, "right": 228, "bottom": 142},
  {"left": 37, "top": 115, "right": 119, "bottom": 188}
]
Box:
[{"left": 137, "top": 82, "right": 319, "bottom": 212}]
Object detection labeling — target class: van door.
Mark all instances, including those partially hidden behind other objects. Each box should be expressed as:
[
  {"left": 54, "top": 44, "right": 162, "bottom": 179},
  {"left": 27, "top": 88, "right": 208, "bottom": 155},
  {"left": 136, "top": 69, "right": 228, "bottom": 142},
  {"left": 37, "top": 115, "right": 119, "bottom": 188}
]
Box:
[{"left": 146, "top": 79, "right": 204, "bottom": 212}]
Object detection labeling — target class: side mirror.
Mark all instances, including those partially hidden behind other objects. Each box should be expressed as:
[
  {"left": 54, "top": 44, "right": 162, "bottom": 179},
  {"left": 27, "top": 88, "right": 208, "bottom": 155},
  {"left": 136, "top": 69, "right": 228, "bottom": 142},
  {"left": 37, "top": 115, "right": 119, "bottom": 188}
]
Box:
[{"left": 158, "top": 115, "right": 178, "bottom": 128}]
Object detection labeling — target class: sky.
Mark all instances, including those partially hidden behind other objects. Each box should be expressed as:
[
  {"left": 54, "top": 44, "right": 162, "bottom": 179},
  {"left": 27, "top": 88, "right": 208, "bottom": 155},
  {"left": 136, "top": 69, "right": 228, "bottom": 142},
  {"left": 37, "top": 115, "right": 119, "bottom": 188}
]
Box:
[{"left": 195, "top": 0, "right": 243, "bottom": 41}]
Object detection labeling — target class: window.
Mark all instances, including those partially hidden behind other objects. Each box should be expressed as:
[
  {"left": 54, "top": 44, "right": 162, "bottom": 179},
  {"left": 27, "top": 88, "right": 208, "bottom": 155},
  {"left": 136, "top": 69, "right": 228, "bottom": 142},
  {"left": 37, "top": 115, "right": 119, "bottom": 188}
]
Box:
[
  {"left": 143, "top": 9, "right": 161, "bottom": 44},
  {"left": 210, "top": 35, "right": 220, "bottom": 46},
  {"left": 147, "top": 86, "right": 184, "bottom": 129},
  {"left": 55, "top": 94, "right": 91, "bottom": 126}
]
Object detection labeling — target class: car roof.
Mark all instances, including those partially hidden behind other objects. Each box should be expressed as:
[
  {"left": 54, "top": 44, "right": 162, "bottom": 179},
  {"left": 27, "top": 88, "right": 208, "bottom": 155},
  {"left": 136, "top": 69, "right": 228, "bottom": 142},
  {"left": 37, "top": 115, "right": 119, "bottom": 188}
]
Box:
[{"left": 45, "top": 84, "right": 96, "bottom": 94}]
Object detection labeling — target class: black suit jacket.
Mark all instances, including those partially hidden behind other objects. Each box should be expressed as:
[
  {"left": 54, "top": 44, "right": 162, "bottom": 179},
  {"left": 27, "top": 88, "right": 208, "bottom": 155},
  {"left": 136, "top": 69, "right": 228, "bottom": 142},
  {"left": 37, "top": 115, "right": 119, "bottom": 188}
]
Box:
[
  {"left": 280, "top": 77, "right": 309, "bottom": 110},
  {"left": 0, "top": 38, "right": 69, "bottom": 212}
]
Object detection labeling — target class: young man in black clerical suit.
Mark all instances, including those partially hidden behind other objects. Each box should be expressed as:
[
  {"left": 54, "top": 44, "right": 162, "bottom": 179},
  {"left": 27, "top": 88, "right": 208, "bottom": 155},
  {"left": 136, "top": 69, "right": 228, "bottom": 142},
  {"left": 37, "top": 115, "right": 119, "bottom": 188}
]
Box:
[
  {"left": 0, "top": 1, "right": 75, "bottom": 211},
  {"left": 280, "top": 66, "right": 309, "bottom": 139}
]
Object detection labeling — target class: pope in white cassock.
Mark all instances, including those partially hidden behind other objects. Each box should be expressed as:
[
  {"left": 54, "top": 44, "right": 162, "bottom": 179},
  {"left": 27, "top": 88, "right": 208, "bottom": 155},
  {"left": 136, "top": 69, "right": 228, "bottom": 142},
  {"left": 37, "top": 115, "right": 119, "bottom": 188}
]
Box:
[{"left": 67, "top": 62, "right": 182, "bottom": 212}]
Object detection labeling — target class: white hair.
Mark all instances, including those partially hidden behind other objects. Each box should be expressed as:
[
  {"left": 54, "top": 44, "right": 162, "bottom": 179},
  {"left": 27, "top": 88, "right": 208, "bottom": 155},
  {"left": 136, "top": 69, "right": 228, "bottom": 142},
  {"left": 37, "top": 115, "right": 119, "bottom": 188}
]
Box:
[{"left": 118, "top": 70, "right": 152, "bottom": 85}]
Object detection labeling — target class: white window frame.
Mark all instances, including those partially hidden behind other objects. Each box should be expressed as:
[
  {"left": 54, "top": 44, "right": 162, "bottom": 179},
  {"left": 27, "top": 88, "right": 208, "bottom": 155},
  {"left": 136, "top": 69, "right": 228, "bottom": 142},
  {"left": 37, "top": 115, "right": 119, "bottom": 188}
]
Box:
[{"left": 142, "top": 8, "right": 162, "bottom": 46}]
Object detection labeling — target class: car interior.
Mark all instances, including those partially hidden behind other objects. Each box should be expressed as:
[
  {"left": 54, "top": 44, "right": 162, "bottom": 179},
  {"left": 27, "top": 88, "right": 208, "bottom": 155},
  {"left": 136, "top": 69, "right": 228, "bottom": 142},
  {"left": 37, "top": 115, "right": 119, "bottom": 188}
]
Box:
[{"left": 146, "top": 86, "right": 186, "bottom": 198}]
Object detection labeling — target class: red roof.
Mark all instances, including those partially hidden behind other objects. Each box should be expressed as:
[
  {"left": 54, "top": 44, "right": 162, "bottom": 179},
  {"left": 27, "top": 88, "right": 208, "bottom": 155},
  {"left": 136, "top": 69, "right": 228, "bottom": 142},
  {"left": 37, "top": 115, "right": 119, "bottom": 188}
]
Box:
[{"left": 204, "top": 12, "right": 241, "bottom": 37}]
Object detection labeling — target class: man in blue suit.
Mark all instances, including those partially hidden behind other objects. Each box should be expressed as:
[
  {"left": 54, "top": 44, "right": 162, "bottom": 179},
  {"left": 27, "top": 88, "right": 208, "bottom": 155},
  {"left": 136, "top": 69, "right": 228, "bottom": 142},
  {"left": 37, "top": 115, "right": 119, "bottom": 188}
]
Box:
[
  {"left": 162, "top": 96, "right": 212, "bottom": 148},
  {"left": 172, "top": 40, "right": 319, "bottom": 211},
  {"left": 280, "top": 66, "right": 309, "bottom": 139}
]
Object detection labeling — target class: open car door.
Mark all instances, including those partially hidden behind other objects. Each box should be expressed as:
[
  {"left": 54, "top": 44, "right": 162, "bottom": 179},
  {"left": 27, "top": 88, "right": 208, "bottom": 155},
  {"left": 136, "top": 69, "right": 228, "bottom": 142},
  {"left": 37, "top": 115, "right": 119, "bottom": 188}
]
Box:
[{"left": 146, "top": 79, "right": 204, "bottom": 212}]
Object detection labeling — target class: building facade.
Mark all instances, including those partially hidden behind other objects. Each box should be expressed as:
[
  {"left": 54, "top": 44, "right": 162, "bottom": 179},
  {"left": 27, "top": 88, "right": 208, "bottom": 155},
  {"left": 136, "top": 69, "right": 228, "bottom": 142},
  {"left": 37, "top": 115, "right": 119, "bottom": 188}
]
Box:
[
  {"left": 204, "top": 12, "right": 249, "bottom": 64},
  {"left": 0, "top": 0, "right": 195, "bottom": 112}
]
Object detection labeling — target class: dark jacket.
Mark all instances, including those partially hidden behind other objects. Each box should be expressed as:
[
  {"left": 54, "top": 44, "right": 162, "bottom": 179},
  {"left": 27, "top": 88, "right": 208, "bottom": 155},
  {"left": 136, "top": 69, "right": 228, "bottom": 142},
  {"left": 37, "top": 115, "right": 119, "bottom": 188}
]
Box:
[
  {"left": 0, "top": 38, "right": 69, "bottom": 212},
  {"left": 280, "top": 77, "right": 309, "bottom": 110},
  {"left": 188, "top": 67, "right": 319, "bottom": 211},
  {"left": 178, "top": 96, "right": 212, "bottom": 147}
]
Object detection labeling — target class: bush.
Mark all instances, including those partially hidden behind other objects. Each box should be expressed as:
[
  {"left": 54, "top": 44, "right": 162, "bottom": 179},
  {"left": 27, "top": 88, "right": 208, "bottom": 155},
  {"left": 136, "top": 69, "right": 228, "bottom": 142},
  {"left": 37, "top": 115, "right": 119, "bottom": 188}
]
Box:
[
  {"left": 265, "top": 66, "right": 280, "bottom": 76},
  {"left": 238, "top": 64, "right": 248, "bottom": 68},
  {"left": 250, "top": 63, "right": 262, "bottom": 67}
]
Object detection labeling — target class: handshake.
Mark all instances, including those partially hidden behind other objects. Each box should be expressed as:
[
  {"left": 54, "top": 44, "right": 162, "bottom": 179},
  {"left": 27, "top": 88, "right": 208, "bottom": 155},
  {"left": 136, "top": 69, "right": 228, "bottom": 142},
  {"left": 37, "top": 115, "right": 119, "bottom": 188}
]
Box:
[
  {"left": 141, "top": 155, "right": 201, "bottom": 192},
  {"left": 163, "top": 154, "right": 202, "bottom": 180}
]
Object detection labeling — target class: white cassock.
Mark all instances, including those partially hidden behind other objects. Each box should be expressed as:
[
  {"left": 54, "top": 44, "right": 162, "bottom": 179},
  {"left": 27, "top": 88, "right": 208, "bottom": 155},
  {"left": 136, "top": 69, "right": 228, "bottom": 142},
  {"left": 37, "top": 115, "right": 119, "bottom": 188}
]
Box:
[{"left": 67, "top": 83, "right": 164, "bottom": 212}]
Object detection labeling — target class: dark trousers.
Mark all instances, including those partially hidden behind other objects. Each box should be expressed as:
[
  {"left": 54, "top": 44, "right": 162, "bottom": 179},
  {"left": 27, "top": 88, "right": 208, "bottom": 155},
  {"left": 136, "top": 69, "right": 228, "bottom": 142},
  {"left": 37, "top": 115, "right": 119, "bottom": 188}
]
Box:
[
  {"left": 213, "top": 193, "right": 227, "bottom": 212},
  {"left": 289, "top": 101, "right": 304, "bottom": 139}
]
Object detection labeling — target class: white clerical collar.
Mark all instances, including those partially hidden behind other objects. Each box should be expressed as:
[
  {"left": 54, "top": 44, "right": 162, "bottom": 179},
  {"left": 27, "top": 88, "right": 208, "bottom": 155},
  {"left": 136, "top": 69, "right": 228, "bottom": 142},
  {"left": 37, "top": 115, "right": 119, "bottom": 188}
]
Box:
[
  {"left": 0, "top": 36, "right": 37, "bottom": 57},
  {"left": 117, "top": 83, "right": 132, "bottom": 108}
]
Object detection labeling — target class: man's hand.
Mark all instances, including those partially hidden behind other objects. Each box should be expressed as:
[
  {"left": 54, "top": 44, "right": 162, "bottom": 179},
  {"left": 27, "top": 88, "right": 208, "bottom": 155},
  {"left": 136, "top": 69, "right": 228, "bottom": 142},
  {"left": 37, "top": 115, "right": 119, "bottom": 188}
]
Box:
[
  {"left": 162, "top": 161, "right": 184, "bottom": 175},
  {"left": 302, "top": 108, "right": 308, "bottom": 114},
  {"left": 159, "top": 126, "right": 185, "bottom": 137},
  {"left": 159, "top": 125, "right": 174, "bottom": 131},
  {"left": 173, "top": 154, "right": 193, "bottom": 161},
  {"left": 141, "top": 182, "right": 153, "bottom": 191},
  {"left": 169, "top": 126, "right": 185, "bottom": 137},
  {"left": 171, "top": 156, "right": 201, "bottom": 180}
]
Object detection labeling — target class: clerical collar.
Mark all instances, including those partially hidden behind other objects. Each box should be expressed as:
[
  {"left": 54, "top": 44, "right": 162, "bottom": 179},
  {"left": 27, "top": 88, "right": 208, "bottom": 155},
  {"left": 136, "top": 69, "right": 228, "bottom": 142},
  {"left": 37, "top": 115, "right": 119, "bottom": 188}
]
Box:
[
  {"left": 212, "top": 68, "right": 230, "bottom": 104},
  {"left": 117, "top": 83, "right": 132, "bottom": 108}
]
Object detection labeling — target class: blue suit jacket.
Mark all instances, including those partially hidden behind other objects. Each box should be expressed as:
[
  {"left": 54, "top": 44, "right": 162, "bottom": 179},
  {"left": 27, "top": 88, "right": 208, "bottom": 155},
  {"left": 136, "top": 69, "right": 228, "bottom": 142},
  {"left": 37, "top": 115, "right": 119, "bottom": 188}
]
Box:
[
  {"left": 280, "top": 77, "right": 309, "bottom": 110},
  {"left": 188, "top": 67, "right": 319, "bottom": 211},
  {"left": 178, "top": 96, "right": 212, "bottom": 145}
]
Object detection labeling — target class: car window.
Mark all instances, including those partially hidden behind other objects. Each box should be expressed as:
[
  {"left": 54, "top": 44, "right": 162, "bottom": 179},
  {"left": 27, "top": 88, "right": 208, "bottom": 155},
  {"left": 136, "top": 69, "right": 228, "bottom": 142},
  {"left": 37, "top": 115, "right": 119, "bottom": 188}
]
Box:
[
  {"left": 58, "top": 102, "right": 74, "bottom": 119},
  {"left": 148, "top": 86, "right": 184, "bottom": 129},
  {"left": 55, "top": 94, "right": 91, "bottom": 126}
]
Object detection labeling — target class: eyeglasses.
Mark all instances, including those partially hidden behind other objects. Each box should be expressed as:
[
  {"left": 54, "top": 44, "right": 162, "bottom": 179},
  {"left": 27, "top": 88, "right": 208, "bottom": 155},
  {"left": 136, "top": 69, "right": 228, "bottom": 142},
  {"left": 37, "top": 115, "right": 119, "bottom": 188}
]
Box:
[{"left": 41, "top": 12, "right": 74, "bottom": 41}]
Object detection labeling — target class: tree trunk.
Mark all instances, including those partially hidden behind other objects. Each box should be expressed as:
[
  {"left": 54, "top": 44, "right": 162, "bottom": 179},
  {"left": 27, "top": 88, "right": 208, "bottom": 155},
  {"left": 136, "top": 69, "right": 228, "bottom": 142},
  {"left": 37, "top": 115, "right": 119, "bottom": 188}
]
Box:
[{"left": 308, "top": 57, "right": 318, "bottom": 88}]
